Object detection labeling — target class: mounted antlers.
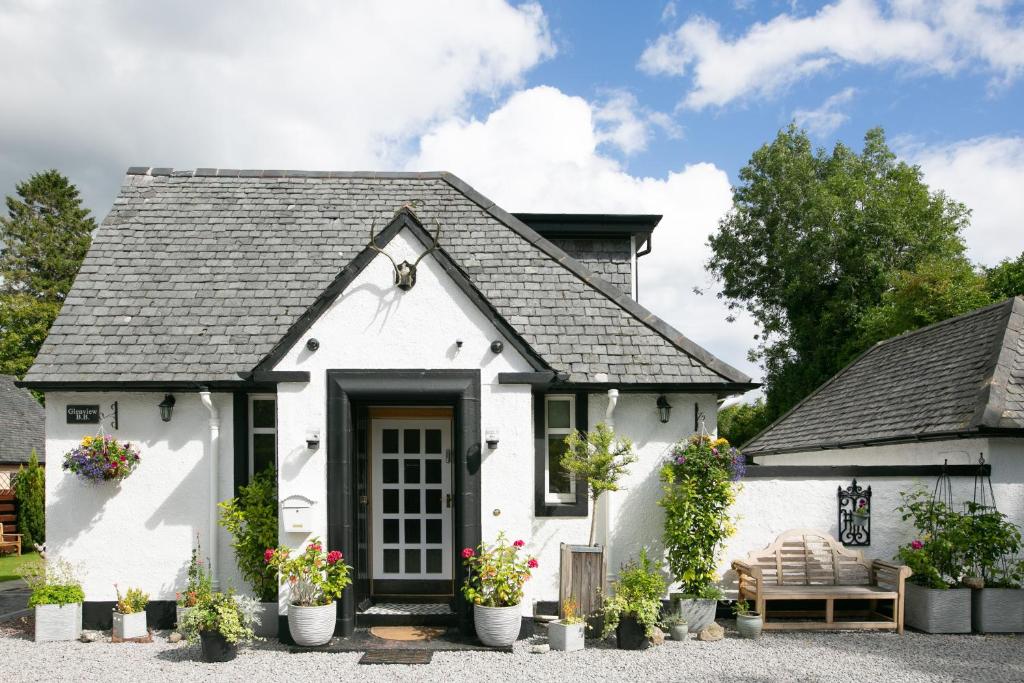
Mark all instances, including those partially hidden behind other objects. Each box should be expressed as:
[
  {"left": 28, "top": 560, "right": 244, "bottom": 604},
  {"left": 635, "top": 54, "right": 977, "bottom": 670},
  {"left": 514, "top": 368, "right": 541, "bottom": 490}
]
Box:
[{"left": 367, "top": 200, "right": 443, "bottom": 291}]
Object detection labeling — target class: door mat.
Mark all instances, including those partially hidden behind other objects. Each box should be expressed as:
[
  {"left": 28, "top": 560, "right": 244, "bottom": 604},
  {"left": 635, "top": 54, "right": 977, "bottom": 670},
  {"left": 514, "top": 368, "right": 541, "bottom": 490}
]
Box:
[
  {"left": 370, "top": 626, "right": 445, "bottom": 641},
  {"left": 359, "top": 649, "right": 433, "bottom": 665}
]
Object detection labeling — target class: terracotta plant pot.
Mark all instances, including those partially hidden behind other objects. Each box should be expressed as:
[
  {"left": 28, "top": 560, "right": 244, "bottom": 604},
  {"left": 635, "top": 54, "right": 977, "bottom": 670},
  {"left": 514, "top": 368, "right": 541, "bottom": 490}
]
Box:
[
  {"left": 199, "top": 630, "right": 237, "bottom": 662},
  {"left": 288, "top": 602, "right": 336, "bottom": 647},
  {"left": 473, "top": 603, "right": 521, "bottom": 647}
]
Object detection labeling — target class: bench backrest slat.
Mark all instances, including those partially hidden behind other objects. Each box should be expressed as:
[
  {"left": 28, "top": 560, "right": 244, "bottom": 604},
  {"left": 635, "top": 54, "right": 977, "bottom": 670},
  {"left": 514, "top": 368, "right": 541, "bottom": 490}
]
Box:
[{"left": 747, "top": 528, "right": 872, "bottom": 586}]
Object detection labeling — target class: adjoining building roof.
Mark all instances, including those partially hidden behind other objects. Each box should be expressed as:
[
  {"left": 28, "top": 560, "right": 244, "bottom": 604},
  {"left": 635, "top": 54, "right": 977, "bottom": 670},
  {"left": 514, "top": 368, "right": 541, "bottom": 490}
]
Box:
[
  {"left": 24, "top": 169, "right": 754, "bottom": 390},
  {"left": 0, "top": 375, "right": 44, "bottom": 464},
  {"left": 744, "top": 297, "right": 1024, "bottom": 457}
]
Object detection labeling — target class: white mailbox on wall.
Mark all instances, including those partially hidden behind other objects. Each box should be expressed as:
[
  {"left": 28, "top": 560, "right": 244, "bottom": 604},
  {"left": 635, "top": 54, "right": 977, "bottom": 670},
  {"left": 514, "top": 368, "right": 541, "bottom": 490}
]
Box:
[{"left": 281, "top": 495, "right": 316, "bottom": 533}]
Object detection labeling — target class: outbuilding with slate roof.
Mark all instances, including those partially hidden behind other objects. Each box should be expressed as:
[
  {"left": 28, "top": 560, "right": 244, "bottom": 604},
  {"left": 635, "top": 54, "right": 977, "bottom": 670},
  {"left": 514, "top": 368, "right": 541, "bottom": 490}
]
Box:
[
  {"left": 726, "top": 297, "right": 1024, "bottom": 580},
  {"left": 0, "top": 375, "right": 45, "bottom": 482},
  {"left": 22, "top": 168, "right": 756, "bottom": 635}
]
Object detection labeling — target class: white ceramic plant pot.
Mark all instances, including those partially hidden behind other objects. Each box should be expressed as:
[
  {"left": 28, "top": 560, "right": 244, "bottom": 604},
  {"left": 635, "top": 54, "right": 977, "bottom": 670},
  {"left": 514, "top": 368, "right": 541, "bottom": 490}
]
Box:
[
  {"left": 288, "top": 602, "right": 335, "bottom": 647},
  {"left": 176, "top": 606, "right": 191, "bottom": 629},
  {"left": 548, "top": 620, "right": 585, "bottom": 652},
  {"left": 736, "top": 613, "right": 763, "bottom": 639},
  {"left": 34, "top": 603, "right": 82, "bottom": 643},
  {"left": 254, "top": 602, "right": 279, "bottom": 637},
  {"left": 473, "top": 603, "right": 522, "bottom": 647},
  {"left": 113, "top": 611, "right": 148, "bottom": 639}
]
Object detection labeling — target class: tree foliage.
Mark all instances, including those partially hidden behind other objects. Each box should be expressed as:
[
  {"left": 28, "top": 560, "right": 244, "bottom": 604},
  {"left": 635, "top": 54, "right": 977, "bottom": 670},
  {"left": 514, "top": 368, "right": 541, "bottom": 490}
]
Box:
[
  {"left": 560, "top": 422, "right": 638, "bottom": 545},
  {"left": 716, "top": 399, "right": 769, "bottom": 447},
  {"left": 986, "top": 251, "right": 1024, "bottom": 300},
  {"left": 14, "top": 449, "right": 45, "bottom": 549},
  {"left": 218, "top": 467, "right": 279, "bottom": 601},
  {"left": 707, "top": 125, "right": 970, "bottom": 421},
  {"left": 0, "top": 170, "right": 94, "bottom": 379}
]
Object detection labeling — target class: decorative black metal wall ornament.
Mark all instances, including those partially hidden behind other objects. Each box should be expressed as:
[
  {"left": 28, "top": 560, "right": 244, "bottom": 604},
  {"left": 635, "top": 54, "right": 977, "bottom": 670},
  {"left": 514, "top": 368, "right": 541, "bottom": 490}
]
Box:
[{"left": 838, "top": 478, "right": 871, "bottom": 546}]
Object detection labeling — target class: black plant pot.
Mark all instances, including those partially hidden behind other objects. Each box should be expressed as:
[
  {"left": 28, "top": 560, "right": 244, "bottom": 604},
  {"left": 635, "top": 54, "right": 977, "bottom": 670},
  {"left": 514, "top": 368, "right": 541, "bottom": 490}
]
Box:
[
  {"left": 615, "top": 615, "right": 650, "bottom": 650},
  {"left": 199, "top": 630, "right": 238, "bottom": 662}
]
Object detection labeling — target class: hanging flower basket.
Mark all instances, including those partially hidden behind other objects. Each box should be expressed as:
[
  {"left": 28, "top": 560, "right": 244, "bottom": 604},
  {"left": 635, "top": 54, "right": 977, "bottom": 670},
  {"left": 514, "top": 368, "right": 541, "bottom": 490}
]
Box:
[{"left": 62, "top": 435, "right": 141, "bottom": 483}]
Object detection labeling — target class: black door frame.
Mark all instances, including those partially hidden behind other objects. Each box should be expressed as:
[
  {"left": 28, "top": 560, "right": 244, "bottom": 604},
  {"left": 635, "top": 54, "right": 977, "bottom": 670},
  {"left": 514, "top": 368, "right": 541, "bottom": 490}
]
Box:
[{"left": 325, "top": 369, "right": 481, "bottom": 637}]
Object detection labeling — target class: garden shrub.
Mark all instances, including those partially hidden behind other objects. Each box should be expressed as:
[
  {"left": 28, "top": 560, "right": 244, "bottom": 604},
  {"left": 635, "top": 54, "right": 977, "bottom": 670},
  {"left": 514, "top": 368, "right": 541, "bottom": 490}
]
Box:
[
  {"left": 13, "top": 449, "right": 45, "bottom": 549},
  {"left": 219, "top": 467, "right": 278, "bottom": 601}
]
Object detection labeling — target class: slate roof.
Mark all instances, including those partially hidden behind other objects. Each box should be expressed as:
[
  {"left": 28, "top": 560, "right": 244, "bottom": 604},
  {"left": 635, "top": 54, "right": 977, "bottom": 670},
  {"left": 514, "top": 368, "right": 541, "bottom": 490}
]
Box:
[
  {"left": 0, "top": 375, "right": 44, "bottom": 464},
  {"left": 25, "top": 169, "right": 753, "bottom": 388},
  {"left": 744, "top": 297, "right": 1024, "bottom": 456}
]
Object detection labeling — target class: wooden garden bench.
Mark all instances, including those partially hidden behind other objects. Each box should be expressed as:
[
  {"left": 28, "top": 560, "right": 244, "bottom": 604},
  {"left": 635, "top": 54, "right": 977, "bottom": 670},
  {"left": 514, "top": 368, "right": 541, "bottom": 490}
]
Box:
[
  {"left": 0, "top": 522, "right": 21, "bottom": 556},
  {"left": 732, "top": 529, "right": 911, "bottom": 634}
]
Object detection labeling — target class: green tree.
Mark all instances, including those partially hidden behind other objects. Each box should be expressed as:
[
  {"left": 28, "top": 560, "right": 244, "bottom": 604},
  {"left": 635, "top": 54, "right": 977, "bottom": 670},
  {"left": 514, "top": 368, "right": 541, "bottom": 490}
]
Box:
[
  {"left": 707, "top": 125, "right": 970, "bottom": 422},
  {"left": 857, "top": 256, "right": 993, "bottom": 347},
  {"left": 218, "top": 467, "right": 278, "bottom": 601},
  {"left": 13, "top": 449, "right": 45, "bottom": 549},
  {"left": 717, "top": 398, "right": 769, "bottom": 447},
  {"left": 985, "top": 251, "right": 1024, "bottom": 300},
  {"left": 560, "top": 422, "right": 637, "bottom": 545},
  {"left": 0, "top": 170, "right": 94, "bottom": 378}
]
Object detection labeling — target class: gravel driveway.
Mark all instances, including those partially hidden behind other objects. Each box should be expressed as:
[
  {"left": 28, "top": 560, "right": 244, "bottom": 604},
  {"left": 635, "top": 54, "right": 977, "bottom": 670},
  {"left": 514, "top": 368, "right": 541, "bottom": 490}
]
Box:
[{"left": 1, "top": 618, "right": 1021, "bottom": 682}]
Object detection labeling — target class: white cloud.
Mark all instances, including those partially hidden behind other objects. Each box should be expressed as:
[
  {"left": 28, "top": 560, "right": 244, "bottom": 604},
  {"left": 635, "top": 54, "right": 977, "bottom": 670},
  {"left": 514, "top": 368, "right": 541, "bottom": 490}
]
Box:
[
  {"left": 904, "top": 135, "right": 1024, "bottom": 266},
  {"left": 793, "top": 87, "right": 857, "bottom": 137},
  {"left": 593, "top": 90, "right": 682, "bottom": 155},
  {"left": 640, "top": 0, "right": 1023, "bottom": 109},
  {"left": 0, "top": 0, "right": 554, "bottom": 211},
  {"left": 412, "top": 86, "right": 760, "bottom": 380}
]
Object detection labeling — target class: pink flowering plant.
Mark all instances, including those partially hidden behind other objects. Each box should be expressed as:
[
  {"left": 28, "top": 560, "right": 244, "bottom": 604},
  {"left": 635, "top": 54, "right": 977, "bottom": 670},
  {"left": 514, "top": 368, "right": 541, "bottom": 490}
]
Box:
[
  {"left": 461, "top": 532, "right": 537, "bottom": 607},
  {"left": 264, "top": 537, "right": 351, "bottom": 606},
  {"left": 62, "top": 434, "right": 141, "bottom": 482}
]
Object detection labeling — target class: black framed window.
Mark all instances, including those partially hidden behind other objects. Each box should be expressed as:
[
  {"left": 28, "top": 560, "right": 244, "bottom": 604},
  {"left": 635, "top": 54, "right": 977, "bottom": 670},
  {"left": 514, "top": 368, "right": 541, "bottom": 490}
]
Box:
[{"left": 535, "top": 391, "right": 588, "bottom": 517}]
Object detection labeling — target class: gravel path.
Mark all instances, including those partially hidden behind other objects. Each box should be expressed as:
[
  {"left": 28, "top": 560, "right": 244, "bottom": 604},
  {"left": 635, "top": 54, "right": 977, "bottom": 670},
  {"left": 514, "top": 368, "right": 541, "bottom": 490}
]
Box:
[{"left": 1, "top": 617, "right": 1021, "bottom": 682}]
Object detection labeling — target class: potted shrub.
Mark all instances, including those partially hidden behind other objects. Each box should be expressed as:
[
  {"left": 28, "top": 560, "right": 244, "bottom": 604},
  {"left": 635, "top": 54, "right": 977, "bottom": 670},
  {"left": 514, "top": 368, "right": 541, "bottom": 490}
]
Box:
[
  {"left": 659, "top": 434, "right": 744, "bottom": 632},
  {"left": 219, "top": 467, "right": 279, "bottom": 636},
  {"left": 113, "top": 585, "right": 149, "bottom": 639},
  {"left": 559, "top": 423, "right": 637, "bottom": 631},
  {"left": 265, "top": 537, "right": 350, "bottom": 647},
  {"left": 601, "top": 549, "right": 666, "bottom": 650},
  {"left": 896, "top": 489, "right": 971, "bottom": 633},
  {"left": 23, "top": 558, "right": 84, "bottom": 642},
  {"left": 661, "top": 614, "right": 689, "bottom": 642},
  {"left": 732, "top": 599, "right": 763, "bottom": 639},
  {"left": 462, "top": 532, "right": 537, "bottom": 647},
  {"left": 179, "top": 590, "right": 258, "bottom": 662},
  {"left": 959, "top": 502, "right": 1024, "bottom": 633},
  {"left": 972, "top": 558, "right": 1024, "bottom": 633},
  {"left": 176, "top": 538, "right": 213, "bottom": 629},
  {"left": 548, "top": 598, "right": 585, "bottom": 652},
  {"left": 62, "top": 434, "right": 141, "bottom": 483}
]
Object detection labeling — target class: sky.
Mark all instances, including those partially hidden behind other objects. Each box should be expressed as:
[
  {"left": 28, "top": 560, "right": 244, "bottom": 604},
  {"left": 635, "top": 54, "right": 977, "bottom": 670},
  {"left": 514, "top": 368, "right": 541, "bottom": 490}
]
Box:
[{"left": 2, "top": 0, "right": 1023, "bottom": 384}]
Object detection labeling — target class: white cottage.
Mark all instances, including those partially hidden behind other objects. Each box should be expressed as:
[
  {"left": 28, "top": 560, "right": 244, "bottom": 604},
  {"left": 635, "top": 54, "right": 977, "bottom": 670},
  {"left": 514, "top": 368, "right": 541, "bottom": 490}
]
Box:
[{"left": 21, "top": 168, "right": 756, "bottom": 637}]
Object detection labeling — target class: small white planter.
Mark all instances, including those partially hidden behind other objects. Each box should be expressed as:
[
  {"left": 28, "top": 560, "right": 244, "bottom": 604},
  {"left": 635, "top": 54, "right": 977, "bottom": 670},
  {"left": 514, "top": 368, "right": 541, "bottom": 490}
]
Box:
[
  {"left": 548, "top": 620, "right": 585, "bottom": 652},
  {"left": 473, "top": 603, "right": 521, "bottom": 647},
  {"left": 113, "top": 611, "right": 148, "bottom": 640},
  {"left": 254, "top": 601, "right": 279, "bottom": 638},
  {"left": 288, "top": 602, "right": 335, "bottom": 647},
  {"left": 34, "top": 603, "right": 82, "bottom": 643},
  {"left": 175, "top": 606, "right": 192, "bottom": 629}
]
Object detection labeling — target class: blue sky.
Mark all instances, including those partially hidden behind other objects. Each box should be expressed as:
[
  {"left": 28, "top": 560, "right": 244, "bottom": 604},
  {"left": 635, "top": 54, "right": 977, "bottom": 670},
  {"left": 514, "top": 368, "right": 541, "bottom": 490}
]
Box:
[{"left": 2, "top": 1, "right": 1023, "bottom": 381}]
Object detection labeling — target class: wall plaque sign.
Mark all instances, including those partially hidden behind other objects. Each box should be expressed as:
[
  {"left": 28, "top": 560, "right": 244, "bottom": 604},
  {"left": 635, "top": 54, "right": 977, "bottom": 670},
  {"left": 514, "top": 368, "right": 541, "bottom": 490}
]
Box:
[{"left": 66, "top": 404, "right": 100, "bottom": 424}]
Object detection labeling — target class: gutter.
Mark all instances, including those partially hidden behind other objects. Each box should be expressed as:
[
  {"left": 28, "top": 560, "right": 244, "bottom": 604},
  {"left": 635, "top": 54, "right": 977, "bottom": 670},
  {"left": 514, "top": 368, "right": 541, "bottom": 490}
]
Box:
[
  {"left": 600, "top": 389, "right": 619, "bottom": 581},
  {"left": 198, "top": 388, "right": 220, "bottom": 588}
]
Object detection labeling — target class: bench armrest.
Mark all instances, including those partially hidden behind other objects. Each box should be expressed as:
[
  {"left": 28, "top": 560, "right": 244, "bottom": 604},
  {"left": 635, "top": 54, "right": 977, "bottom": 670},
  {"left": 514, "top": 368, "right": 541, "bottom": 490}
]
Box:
[
  {"left": 732, "top": 560, "right": 762, "bottom": 579},
  {"left": 872, "top": 559, "right": 912, "bottom": 584},
  {"left": 1, "top": 532, "right": 21, "bottom": 540}
]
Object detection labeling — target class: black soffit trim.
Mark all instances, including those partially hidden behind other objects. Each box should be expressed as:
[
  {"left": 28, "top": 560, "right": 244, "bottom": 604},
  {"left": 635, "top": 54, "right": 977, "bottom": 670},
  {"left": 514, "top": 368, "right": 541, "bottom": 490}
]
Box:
[
  {"left": 495, "top": 374, "right": 760, "bottom": 394},
  {"left": 745, "top": 464, "right": 991, "bottom": 478},
  {"left": 236, "top": 371, "right": 310, "bottom": 383},
  {"left": 16, "top": 375, "right": 306, "bottom": 392},
  {"left": 745, "top": 427, "right": 1024, "bottom": 456},
  {"left": 252, "top": 208, "right": 551, "bottom": 374}
]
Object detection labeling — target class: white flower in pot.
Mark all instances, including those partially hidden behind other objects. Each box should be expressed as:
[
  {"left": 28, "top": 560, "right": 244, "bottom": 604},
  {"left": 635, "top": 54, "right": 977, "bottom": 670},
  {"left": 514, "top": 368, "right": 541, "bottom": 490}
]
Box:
[
  {"left": 462, "top": 532, "right": 537, "bottom": 648},
  {"left": 265, "top": 538, "right": 351, "bottom": 647},
  {"left": 179, "top": 591, "right": 258, "bottom": 662},
  {"left": 113, "top": 585, "right": 149, "bottom": 640}
]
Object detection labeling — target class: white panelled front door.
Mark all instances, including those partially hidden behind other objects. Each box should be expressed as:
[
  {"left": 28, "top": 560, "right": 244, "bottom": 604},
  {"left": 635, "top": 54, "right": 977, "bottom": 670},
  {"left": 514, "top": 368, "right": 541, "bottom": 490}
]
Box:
[{"left": 371, "top": 418, "right": 453, "bottom": 581}]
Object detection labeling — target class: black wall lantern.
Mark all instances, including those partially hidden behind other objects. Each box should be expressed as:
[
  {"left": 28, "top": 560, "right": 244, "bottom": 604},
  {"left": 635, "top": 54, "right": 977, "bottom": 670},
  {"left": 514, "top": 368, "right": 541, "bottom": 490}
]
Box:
[
  {"left": 158, "top": 394, "right": 176, "bottom": 422},
  {"left": 657, "top": 395, "right": 672, "bottom": 423}
]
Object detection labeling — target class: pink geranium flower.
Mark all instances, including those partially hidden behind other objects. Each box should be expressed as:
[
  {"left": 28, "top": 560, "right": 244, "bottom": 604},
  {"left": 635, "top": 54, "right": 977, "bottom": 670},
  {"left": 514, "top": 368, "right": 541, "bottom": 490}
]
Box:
[
  {"left": 513, "top": 539, "right": 525, "bottom": 548},
  {"left": 527, "top": 558, "right": 538, "bottom": 568},
  {"left": 911, "top": 540, "right": 924, "bottom": 550},
  {"left": 462, "top": 547, "right": 475, "bottom": 559},
  {"left": 264, "top": 548, "right": 274, "bottom": 563},
  {"left": 327, "top": 550, "right": 342, "bottom": 565}
]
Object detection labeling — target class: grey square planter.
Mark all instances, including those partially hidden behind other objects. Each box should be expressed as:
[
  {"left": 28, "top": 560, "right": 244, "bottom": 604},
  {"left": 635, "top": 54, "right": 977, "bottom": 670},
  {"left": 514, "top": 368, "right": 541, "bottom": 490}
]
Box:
[
  {"left": 972, "top": 588, "right": 1024, "bottom": 633},
  {"left": 548, "top": 620, "right": 585, "bottom": 652},
  {"left": 112, "top": 611, "right": 148, "bottom": 639},
  {"left": 34, "top": 603, "right": 82, "bottom": 642},
  {"left": 904, "top": 583, "right": 971, "bottom": 633}
]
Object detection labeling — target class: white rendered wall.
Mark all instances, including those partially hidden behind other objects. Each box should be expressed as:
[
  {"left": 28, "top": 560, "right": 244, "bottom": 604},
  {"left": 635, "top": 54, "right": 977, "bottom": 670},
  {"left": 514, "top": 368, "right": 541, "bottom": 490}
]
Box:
[
  {"left": 44, "top": 391, "right": 242, "bottom": 601},
  {"left": 726, "top": 438, "right": 1024, "bottom": 592}
]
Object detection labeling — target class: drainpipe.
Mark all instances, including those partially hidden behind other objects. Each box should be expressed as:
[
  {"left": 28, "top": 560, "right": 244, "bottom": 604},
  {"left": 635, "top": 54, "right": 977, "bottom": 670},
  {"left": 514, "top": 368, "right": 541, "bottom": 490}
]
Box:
[
  {"left": 199, "top": 389, "right": 220, "bottom": 588},
  {"left": 600, "top": 390, "right": 619, "bottom": 578}
]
